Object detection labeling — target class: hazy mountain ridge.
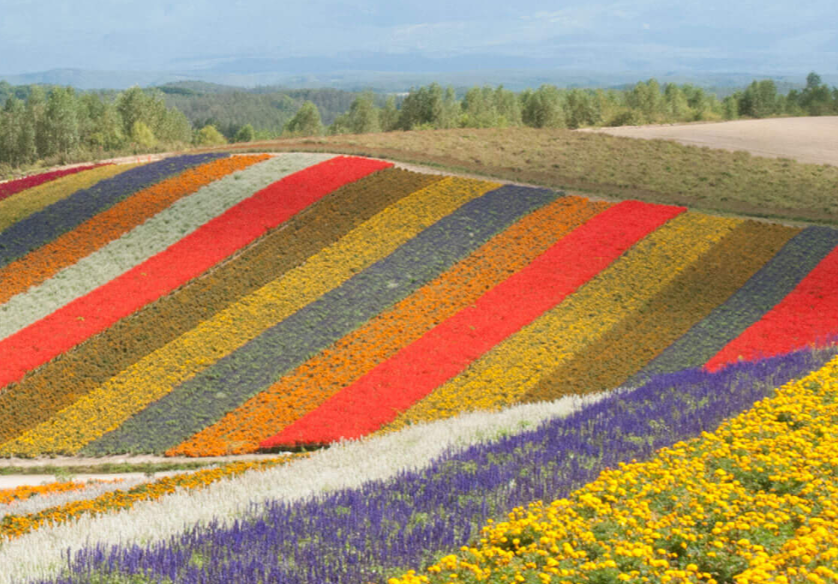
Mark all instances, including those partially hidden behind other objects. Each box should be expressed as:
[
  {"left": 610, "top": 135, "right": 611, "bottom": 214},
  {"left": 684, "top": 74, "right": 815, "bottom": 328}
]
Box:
[{"left": 4, "top": 65, "right": 836, "bottom": 92}]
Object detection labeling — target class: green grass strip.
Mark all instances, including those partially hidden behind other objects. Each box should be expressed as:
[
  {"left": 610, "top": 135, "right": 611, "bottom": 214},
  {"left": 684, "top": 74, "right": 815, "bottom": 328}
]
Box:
[{"left": 264, "top": 128, "right": 838, "bottom": 224}]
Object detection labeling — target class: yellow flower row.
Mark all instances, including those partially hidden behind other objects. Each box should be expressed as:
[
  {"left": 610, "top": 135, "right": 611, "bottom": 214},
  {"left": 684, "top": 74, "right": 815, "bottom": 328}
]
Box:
[
  {"left": 0, "top": 164, "right": 141, "bottom": 233},
  {"left": 0, "top": 176, "right": 500, "bottom": 456},
  {"left": 389, "top": 353, "right": 838, "bottom": 584},
  {"left": 387, "top": 212, "right": 741, "bottom": 430}
]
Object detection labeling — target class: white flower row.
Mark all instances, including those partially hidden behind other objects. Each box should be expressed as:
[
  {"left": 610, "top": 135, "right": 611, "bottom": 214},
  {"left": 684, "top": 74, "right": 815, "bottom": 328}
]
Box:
[
  {"left": 0, "top": 153, "right": 334, "bottom": 341},
  {"left": 0, "top": 390, "right": 614, "bottom": 584},
  {"left": 0, "top": 476, "right": 152, "bottom": 521}
]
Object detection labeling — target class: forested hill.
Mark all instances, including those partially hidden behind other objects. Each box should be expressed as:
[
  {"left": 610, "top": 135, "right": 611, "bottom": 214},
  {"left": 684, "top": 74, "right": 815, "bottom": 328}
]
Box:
[
  {"left": 0, "top": 80, "right": 381, "bottom": 139},
  {"left": 157, "top": 83, "right": 390, "bottom": 136}
]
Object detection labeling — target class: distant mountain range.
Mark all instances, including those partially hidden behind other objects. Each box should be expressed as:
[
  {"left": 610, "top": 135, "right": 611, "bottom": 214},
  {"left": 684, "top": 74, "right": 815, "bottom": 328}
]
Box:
[{"left": 3, "top": 56, "right": 836, "bottom": 92}]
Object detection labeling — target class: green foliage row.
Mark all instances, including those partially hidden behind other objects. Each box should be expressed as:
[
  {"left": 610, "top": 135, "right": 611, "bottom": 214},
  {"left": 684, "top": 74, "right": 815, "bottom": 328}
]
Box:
[{"left": 159, "top": 85, "right": 379, "bottom": 139}]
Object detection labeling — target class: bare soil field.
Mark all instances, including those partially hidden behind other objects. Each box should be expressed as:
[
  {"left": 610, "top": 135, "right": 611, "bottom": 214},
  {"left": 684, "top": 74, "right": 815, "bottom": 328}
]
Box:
[{"left": 582, "top": 116, "right": 838, "bottom": 167}]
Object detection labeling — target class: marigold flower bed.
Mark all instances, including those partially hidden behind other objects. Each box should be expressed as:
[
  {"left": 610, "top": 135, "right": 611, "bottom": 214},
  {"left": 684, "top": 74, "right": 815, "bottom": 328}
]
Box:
[
  {"left": 264, "top": 200, "right": 683, "bottom": 447},
  {"left": 33, "top": 347, "right": 834, "bottom": 584},
  {"left": 0, "top": 154, "right": 223, "bottom": 270},
  {"left": 85, "top": 182, "right": 555, "bottom": 455},
  {"left": 632, "top": 226, "right": 838, "bottom": 381},
  {"left": 0, "top": 455, "right": 304, "bottom": 542},
  {"left": 392, "top": 352, "right": 838, "bottom": 584},
  {"left": 0, "top": 155, "right": 391, "bottom": 456},
  {"left": 0, "top": 477, "right": 146, "bottom": 522},
  {"left": 382, "top": 212, "right": 738, "bottom": 433},
  {"left": 525, "top": 220, "right": 798, "bottom": 401},
  {"left": 0, "top": 167, "right": 438, "bottom": 445},
  {"left": 0, "top": 155, "right": 287, "bottom": 343},
  {"left": 0, "top": 154, "right": 373, "bottom": 391},
  {"left": 707, "top": 243, "right": 838, "bottom": 370},
  {"left": 0, "top": 155, "right": 269, "bottom": 307},
  {"left": 0, "top": 481, "right": 109, "bottom": 506},
  {"left": 171, "top": 195, "right": 610, "bottom": 456}
]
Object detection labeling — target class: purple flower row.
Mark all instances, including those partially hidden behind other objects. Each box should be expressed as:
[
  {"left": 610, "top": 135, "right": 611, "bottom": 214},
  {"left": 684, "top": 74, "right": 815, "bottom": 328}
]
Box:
[
  {"left": 41, "top": 345, "right": 835, "bottom": 584},
  {"left": 0, "top": 153, "right": 225, "bottom": 270}
]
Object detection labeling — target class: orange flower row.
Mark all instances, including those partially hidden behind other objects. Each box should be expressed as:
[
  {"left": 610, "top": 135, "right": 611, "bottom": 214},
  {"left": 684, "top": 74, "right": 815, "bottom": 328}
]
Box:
[
  {"left": 169, "top": 195, "right": 610, "bottom": 456},
  {"left": 0, "top": 155, "right": 270, "bottom": 306},
  {"left": 0, "top": 168, "right": 437, "bottom": 446},
  {"left": 0, "top": 480, "right": 118, "bottom": 505},
  {"left": 0, "top": 454, "right": 305, "bottom": 541}
]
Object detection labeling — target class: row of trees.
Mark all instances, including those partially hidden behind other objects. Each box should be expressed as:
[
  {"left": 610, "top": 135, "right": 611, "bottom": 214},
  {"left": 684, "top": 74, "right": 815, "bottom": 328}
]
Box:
[
  {"left": 730, "top": 73, "right": 838, "bottom": 118},
  {"left": 0, "top": 86, "right": 198, "bottom": 168},
  {"left": 283, "top": 81, "right": 715, "bottom": 136},
  {"left": 1, "top": 73, "right": 835, "bottom": 171},
  {"left": 310, "top": 72, "right": 836, "bottom": 136}
]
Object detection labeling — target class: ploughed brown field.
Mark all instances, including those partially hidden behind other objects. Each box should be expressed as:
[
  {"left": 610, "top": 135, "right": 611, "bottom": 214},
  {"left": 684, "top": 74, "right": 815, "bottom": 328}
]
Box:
[{"left": 581, "top": 116, "right": 838, "bottom": 167}]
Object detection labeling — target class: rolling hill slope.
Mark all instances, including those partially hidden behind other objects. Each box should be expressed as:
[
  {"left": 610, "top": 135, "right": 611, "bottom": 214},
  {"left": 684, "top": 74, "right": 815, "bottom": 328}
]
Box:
[{"left": 1, "top": 153, "right": 837, "bottom": 459}]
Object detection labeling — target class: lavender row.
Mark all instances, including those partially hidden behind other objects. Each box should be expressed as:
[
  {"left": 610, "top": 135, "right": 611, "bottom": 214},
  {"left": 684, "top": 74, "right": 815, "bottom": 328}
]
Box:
[
  {"left": 45, "top": 345, "right": 836, "bottom": 584},
  {"left": 0, "top": 153, "right": 225, "bottom": 269},
  {"left": 83, "top": 184, "right": 560, "bottom": 455},
  {"left": 630, "top": 225, "right": 838, "bottom": 382}
]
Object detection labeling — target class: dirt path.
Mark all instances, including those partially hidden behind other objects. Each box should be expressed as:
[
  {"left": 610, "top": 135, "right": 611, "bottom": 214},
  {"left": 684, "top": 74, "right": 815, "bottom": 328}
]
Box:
[
  {"left": 0, "top": 471, "right": 189, "bottom": 490},
  {"left": 581, "top": 116, "right": 838, "bottom": 167},
  {"left": 0, "top": 452, "right": 295, "bottom": 489},
  {"left": 0, "top": 452, "right": 290, "bottom": 469}
]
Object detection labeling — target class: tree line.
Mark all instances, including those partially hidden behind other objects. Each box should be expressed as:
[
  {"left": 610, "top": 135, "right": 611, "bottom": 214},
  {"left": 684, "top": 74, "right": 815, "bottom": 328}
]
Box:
[
  {"left": 0, "top": 85, "right": 192, "bottom": 171},
  {"left": 1, "top": 73, "right": 835, "bottom": 174},
  {"left": 316, "top": 72, "right": 837, "bottom": 135}
]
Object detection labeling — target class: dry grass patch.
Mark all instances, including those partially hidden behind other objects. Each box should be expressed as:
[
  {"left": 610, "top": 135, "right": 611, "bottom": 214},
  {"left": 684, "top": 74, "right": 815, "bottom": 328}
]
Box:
[{"left": 216, "top": 127, "right": 838, "bottom": 225}]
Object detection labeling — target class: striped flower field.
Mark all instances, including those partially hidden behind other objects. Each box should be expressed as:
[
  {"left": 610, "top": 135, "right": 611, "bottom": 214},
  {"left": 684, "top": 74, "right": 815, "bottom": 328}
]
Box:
[
  {"left": 1, "top": 152, "right": 838, "bottom": 583},
  {"left": 0, "top": 153, "right": 837, "bottom": 458}
]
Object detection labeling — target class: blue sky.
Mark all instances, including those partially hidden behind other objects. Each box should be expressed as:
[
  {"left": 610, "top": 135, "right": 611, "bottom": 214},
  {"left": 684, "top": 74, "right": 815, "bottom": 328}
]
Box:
[{"left": 1, "top": 0, "right": 836, "bottom": 75}]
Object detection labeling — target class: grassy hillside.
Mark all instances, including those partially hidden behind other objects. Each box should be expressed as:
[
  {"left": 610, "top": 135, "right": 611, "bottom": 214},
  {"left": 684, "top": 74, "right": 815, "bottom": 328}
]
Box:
[{"left": 219, "top": 127, "right": 838, "bottom": 225}]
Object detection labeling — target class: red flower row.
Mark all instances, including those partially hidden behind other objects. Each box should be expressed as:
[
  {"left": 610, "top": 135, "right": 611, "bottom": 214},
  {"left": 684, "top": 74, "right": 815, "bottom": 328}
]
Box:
[
  {"left": 0, "top": 164, "right": 108, "bottom": 202},
  {"left": 706, "top": 244, "right": 838, "bottom": 370},
  {"left": 262, "top": 200, "right": 684, "bottom": 447},
  {"left": 0, "top": 156, "right": 391, "bottom": 390}
]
